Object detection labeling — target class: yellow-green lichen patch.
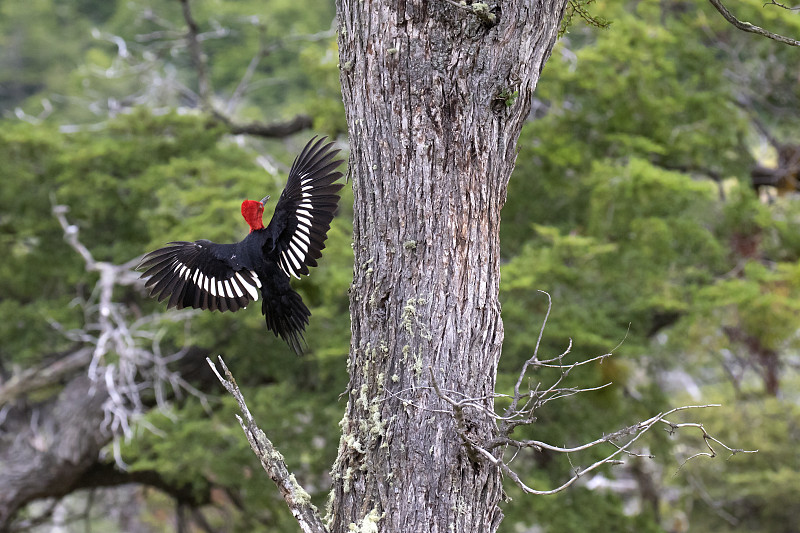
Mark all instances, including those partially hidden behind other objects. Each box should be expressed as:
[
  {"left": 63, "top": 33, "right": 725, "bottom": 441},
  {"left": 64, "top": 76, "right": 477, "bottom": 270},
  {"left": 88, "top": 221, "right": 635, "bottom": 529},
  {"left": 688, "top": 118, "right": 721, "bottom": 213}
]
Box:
[
  {"left": 288, "top": 473, "right": 312, "bottom": 506},
  {"left": 348, "top": 509, "right": 384, "bottom": 533},
  {"left": 401, "top": 297, "right": 432, "bottom": 340}
]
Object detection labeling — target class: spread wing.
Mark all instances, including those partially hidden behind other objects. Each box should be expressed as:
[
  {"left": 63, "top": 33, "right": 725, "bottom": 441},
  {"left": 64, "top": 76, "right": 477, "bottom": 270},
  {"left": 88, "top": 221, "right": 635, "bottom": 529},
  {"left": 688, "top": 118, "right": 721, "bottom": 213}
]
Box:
[
  {"left": 138, "top": 240, "right": 262, "bottom": 312},
  {"left": 266, "top": 137, "right": 344, "bottom": 279}
]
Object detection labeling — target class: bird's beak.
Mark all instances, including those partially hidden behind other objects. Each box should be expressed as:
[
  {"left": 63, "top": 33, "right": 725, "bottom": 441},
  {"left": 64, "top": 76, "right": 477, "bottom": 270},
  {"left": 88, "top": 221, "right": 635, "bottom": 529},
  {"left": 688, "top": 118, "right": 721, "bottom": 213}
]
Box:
[{"left": 260, "top": 195, "right": 270, "bottom": 205}]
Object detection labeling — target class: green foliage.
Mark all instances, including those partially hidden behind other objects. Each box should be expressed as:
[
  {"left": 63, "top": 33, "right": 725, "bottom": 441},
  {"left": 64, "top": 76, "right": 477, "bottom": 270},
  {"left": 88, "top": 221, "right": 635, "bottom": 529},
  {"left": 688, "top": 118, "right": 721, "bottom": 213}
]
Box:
[
  {"left": 0, "top": 109, "right": 352, "bottom": 528},
  {"left": 560, "top": 0, "right": 611, "bottom": 36},
  {"left": 664, "top": 398, "right": 800, "bottom": 532},
  {"left": 498, "top": 0, "right": 800, "bottom": 530},
  {"left": 3, "top": 0, "right": 341, "bottom": 127},
  {"left": 298, "top": 39, "right": 349, "bottom": 136},
  {"left": 0, "top": 0, "right": 92, "bottom": 110},
  {"left": 506, "top": 486, "right": 662, "bottom": 533},
  {"left": 502, "top": 158, "right": 726, "bottom": 364},
  {"left": 3, "top": 0, "right": 800, "bottom": 531}
]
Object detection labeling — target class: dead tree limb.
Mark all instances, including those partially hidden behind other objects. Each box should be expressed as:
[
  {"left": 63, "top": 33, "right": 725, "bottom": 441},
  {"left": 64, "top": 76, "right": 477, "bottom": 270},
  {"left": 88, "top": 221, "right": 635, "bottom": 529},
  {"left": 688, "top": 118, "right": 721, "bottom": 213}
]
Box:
[
  {"left": 0, "top": 375, "right": 112, "bottom": 530},
  {"left": 178, "top": 0, "right": 314, "bottom": 138},
  {"left": 213, "top": 111, "right": 313, "bottom": 138},
  {"left": 425, "top": 292, "right": 757, "bottom": 496},
  {"left": 708, "top": 0, "right": 800, "bottom": 46},
  {"left": 0, "top": 346, "right": 93, "bottom": 405},
  {"left": 0, "top": 206, "right": 211, "bottom": 529},
  {"left": 206, "top": 356, "right": 327, "bottom": 533}
]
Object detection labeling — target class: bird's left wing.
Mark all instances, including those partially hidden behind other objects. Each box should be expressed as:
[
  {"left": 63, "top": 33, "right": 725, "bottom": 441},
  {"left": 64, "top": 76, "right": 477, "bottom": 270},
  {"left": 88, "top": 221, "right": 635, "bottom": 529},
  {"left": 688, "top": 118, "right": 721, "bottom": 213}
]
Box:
[
  {"left": 266, "top": 137, "right": 344, "bottom": 279},
  {"left": 138, "top": 240, "right": 261, "bottom": 312}
]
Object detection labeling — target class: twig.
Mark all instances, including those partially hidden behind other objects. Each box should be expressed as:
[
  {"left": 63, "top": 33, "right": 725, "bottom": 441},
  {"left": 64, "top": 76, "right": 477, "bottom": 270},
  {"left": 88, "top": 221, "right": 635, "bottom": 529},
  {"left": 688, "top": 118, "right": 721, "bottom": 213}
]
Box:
[
  {"left": 707, "top": 0, "right": 800, "bottom": 46},
  {"left": 178, "top": 0, "right": 212, "bottom": 110},
  {"left": 428, "top": 291, "right": 757, "bottom": 497},
  {"left": 505, "top": 290, "right": 556, "bottom": 417},
  {"left": 226, "top": 20, "right": 269, "bottom": 115},
  {"left": 206, "top": 356, "right": 327, "bottom": 533},
  {"left": 662, "top": 416, "right": 759, "bottom": 469},
  {"left": 496, "top": 405, "right": 755, "bottom": 495},
  {"left": 763, "top": 0, "right": 800, "bottom": 10}
]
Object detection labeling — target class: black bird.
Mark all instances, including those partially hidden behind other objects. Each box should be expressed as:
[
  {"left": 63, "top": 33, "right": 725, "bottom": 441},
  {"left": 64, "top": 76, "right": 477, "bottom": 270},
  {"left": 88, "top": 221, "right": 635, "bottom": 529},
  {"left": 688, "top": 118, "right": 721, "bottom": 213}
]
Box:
[{"left": 138, "top": 137, "right": 344, "bottom": 354}]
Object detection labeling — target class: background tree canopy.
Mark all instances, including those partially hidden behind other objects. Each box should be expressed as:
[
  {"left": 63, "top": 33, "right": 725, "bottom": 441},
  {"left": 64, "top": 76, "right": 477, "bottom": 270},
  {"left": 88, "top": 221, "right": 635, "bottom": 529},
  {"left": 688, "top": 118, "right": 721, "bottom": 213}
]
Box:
[{"left": 0, "top": 0, "right": 798, "bottom": 531}]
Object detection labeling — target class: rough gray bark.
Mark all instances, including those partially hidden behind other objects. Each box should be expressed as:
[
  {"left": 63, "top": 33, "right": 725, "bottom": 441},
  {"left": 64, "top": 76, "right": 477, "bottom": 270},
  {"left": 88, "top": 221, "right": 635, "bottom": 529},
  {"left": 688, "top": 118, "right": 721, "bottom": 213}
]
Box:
[
  {"left": 329, "top": 1, "right": 567, "bottom": 531},
  {"left": 0, "top": 375, "right": 112, "bottom": 528}
]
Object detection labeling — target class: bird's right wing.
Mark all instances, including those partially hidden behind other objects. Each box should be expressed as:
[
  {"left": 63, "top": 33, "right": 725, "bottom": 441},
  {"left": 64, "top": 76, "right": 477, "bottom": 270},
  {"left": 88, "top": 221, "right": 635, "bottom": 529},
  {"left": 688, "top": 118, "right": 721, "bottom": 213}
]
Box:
[
  {"left": 266, "top": 137, "right": 344, "bottom": 279},
  {"left": 138, "top": 240, "right": 261, "bottom": 312}
]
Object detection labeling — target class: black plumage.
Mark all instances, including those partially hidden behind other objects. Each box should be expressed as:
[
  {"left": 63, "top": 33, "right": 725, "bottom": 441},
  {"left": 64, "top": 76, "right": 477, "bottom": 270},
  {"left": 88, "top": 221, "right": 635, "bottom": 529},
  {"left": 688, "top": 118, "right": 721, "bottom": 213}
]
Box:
[{"left": 138, "top": 137, "right": 344, "bottom": 354}]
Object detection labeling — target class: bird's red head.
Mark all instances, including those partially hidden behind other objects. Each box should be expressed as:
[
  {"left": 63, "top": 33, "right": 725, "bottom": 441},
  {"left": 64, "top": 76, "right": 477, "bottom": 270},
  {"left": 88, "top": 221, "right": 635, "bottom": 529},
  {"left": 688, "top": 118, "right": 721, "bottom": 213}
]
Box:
[{"left": 241, "top": 196, "right": 269, "bottom": 232}]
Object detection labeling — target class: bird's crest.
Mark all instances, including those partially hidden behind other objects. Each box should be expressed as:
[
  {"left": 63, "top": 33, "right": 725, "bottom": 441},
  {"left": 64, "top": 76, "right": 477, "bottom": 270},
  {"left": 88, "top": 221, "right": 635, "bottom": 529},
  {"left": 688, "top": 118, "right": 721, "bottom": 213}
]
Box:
[{"left": 241, "top": 199, "right": 265, "bottom": 232}]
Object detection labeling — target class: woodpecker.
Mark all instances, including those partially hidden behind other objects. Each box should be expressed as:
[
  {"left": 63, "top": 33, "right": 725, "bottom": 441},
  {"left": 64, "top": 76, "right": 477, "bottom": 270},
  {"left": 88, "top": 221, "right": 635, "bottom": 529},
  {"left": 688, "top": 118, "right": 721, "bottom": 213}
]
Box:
[{"left": 138, "top": 137, "right": 344, "bottom": 355}]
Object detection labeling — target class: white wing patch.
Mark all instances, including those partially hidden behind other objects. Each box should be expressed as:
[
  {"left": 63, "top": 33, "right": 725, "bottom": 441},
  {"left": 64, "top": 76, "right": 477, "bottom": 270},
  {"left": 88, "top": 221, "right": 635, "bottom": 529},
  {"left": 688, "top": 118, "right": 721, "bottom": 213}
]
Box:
[
  {"left": 278, "top": 180, "right": 319, "bottom": 279},
  {"left": 231, "top": 280, "right": 244, "bottom": 298},
  {"left": 168, "top": 259, "right": 260, "bottom": 302},
  {"left": 272, "top": 142, "right": 342, "bottom": 281},
  {"left": 235, "top": 272, "right": 260, "bottom": 300},
  {"left": 295, "top": 211, "right": 313, "bottom": 223}
]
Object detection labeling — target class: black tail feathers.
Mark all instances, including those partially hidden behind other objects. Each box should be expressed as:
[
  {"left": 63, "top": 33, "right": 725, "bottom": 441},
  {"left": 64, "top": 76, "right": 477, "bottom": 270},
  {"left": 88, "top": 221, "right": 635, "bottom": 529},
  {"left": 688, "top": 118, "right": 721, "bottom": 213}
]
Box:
[{"left": 262, "top": 287, "right": 310, "bottom": 356}]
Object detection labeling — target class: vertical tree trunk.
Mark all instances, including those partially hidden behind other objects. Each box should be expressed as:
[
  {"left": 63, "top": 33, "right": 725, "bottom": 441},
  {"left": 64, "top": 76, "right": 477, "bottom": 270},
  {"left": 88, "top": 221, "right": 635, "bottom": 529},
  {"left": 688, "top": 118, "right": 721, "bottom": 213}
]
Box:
[{"left": 330, "top": 1, "right": 566, "bottom": 530}]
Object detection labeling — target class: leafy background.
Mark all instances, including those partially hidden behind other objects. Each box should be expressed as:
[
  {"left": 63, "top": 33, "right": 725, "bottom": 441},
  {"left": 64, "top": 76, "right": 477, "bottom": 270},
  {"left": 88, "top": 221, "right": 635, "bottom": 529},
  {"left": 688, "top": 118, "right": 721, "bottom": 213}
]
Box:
[{"left": 1, "top": 0, "right": 799, "bottom": 530}]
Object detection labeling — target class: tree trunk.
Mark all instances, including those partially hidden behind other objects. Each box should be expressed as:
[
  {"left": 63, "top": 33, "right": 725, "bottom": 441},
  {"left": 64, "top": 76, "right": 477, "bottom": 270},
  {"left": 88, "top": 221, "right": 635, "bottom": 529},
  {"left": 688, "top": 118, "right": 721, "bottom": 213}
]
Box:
[
  {"left": 0, "top": 375, "right": 112, "bottom": 528},
  {"left": 330, "top": 1, "right": 566, "bottom": 530}
]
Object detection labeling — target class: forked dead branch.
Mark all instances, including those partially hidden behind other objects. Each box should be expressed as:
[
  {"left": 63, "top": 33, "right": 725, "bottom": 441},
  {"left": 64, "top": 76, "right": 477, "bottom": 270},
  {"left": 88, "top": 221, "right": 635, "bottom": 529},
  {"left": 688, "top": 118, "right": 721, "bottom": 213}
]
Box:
[
  {"left": 427, "top": 291, "right": 757, "bottom": 496},
  {"left": 52, "top": 204, "right": 206, "bottom": 447}
]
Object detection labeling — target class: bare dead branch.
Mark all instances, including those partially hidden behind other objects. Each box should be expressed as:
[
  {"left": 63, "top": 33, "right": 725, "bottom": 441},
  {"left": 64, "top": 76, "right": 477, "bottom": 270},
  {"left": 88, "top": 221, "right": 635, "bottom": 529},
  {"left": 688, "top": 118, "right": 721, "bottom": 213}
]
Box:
[
  {"left": 178, "top": 0, "right": 212, "bottom": 110},
  {"left": 225, "top": 20, "right": 269, "bottom": 116},
  {"left": 708, "top": 0, "right": 800, "bottom": 46},
  {"left": 1, "top": 203, "right": 218, "bottom": 527},
  {"left": 177, "top": 0, "right": 314, "bottom": 138},
  {"left": 206, "top": 356, "right": 327, "bottom": 533},
  {"left": 213, "top": 111, "right": 314, "bottom": 138},
  {"left": 51, "top": 203, "right": 205, "bottom": 438},
  {"left": 504, "top": 290, "right": 556, "bottom": 418},
  {"left": 0, "top": 375, "right": 113, "bottom": 529},
  {"left": 763, "top": 0, "right": 800, "bottom": 10},
  {"left": 496, "top": 294, "right": 627, "bottom": 437},
  {"left": 71, "top": 462, "right": 211, "bottom": 507},
  {"left": 0, "top": 347, "right": 93, "bottom": 405},
  {"left": 662, "top": 417, "right": 758, "bottom": 468},
  {"left": 425, "top": 291, "right": 757, "bottom": 497},
  {"left": 498, "top": 405, "right": 754, "bottom": 495}
]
